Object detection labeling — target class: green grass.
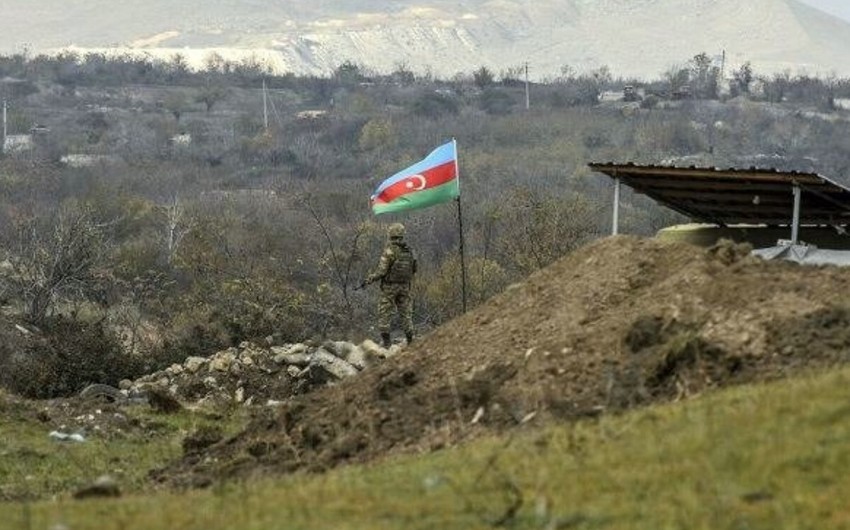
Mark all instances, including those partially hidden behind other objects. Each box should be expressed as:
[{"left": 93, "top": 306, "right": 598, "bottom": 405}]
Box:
[
  {"left": 3, "top": 367, "right": 850, "bottom": 530},
  {"left": 0, "top": 399, "right": 246, "bottom": 502}
]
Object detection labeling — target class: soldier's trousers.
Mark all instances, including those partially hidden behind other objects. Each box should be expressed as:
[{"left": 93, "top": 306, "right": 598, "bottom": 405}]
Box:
[{"left": 378, "top": 283, "right": 413, "bottom": 334}]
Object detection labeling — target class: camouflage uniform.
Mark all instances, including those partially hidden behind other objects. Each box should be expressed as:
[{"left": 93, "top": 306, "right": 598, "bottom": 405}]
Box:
[{"left": 366, "top": 224, "right": 416, "bottom": 346}]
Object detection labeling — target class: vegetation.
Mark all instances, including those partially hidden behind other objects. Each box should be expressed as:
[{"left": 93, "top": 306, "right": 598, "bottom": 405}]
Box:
[
  {"left": 2, "top": 365, "right": 848, "bottom": 528},
  {"left": 2, "top": 51, "right": 850, "bottom": 396}
]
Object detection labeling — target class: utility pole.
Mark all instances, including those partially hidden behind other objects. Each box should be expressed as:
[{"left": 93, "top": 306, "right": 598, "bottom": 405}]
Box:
[
  {"left": 524, "top": 62, "right": 530, "bottom": 110},
  {"left": 2, "top": 99, "right": 6, "bottom": 155},
  {"left": 262, "top": 79, "right": 269, "bottom": 130}
]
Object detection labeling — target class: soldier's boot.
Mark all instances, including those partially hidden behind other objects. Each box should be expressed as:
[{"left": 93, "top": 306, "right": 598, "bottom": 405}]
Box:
[
  {"left": 381, "top": 332, "right": 391, "bottom": 349},
  {"left": 405, "top": 331, "right": 414, "bottom": 345}
]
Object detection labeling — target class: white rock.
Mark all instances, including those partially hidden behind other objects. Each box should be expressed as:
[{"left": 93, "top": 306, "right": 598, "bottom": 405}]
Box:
[
  {"left": 234, "top": 387, "right": 245, "bottom": 403},
  {"left": 286, "top": 366, "right": 302, "bottom": 378},
  {"left": 274, "top": 352, "right": 312, "bottom": 366},
  {"left": 184, "top": 357, "right": 208, "bottom": 373},
  {"left": 118, "top": 379, "right": 133, "bottom": 390},
  {"left": 360, "top": 339, "right": 386, "bottom": 360},
  {"left": 346, "top": 346, "right": 368, "bottom": 370},
  {"left": 203, "top": 376, "right": 218, "bottom": 388},
  {"left": 312, "top": 349, "right": 359, "bottom": 379},
  {"left": 271, "top": 343, "right": 307, "bottom": 357},
  {"left": 209, "top": 351, "right": 236, "bottom": 372}
]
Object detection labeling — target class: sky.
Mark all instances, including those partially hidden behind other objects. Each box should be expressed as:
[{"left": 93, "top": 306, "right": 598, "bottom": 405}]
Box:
[{"left": 797, "top": 0, "right": 850, "bottom": 21}]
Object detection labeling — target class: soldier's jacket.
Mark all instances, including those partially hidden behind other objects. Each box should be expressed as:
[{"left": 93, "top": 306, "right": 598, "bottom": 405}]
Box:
[{"left": 367, "top": 240, "right": 417, "bottom": 286}]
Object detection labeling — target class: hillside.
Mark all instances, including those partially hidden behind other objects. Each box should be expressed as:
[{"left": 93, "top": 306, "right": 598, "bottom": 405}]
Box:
[
  {"left": 3, "top": 0, "right": 850, "bottom": 78},
  {"left": 157, "top": 236, "right": 850, "bottom": 486}
]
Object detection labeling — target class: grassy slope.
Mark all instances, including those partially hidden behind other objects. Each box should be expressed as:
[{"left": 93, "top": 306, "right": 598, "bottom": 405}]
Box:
[
  {"left": 0, "top": 400, "right": 246, "bottom": 502},
  {"left": 2, "top": 367, "right": 850, "bottom": 530}
]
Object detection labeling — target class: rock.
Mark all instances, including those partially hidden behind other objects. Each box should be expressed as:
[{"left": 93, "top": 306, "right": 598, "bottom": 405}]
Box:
[
  {"left": 79, "top": 384, "right": 126, "bottom": 403},
  {"left": 209, "top": 351, "right": 237, "bottom": 372},
  {"left": 286, "top": 366, "right": 303, "bottom": 378},
  {"left": 73, "top": 475, "right": 121, "bottom": 499},
  {"left": 346, "top": 346, "right": 369, "bottom": 370},
  {"left": 235, "top": 387, "right": 245, "bottom": 403},
  {"left": 271, "top": 343, "right": 307, "bottom": 357},
  {"left": 322, "top": 340, "right": 354, "bottom": 359},
  {"left": 241, "top": 356, "right": 255, "bottom": 366},
  {"left": 360, "top": 339, "right": 387, "bottom": 360},
  {"left": 166, "top": 363, "right": 184, "bottom": 376},
  {"left": 49, "top": 431, "right": 86, "bottom": 443},
  {"left": 312, "top": 349, "right": 359, "bottom": 379},
  {"left": 274, "top": 352, "right": 312, "bottom": 367},
  {"left": 304, "top": 364, "right": 336, "bottom": 385},
  {"left": 184, "top": 357, "right": 208, "bottom": 373},
  {"left": 118, "top": 379, "right": 133, "bottom": 390}
]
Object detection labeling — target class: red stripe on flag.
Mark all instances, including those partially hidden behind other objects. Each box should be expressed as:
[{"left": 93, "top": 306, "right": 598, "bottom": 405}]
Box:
[{"left": 373, "top": 161, "right": 456, "bottom": 204}]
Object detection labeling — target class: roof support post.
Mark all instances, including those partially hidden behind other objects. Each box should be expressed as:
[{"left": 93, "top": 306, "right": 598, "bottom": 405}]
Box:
[
  {"left": 612, "top": 177, "right": 621, "bottom": 236},
  {"left": 791, "top": 184, "right": 801, "bottom": 245}
]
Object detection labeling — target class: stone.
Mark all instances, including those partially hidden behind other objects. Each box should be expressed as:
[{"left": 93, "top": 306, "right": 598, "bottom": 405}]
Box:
[
  {"left": 118, "top": 379, "right": 133, "bottom": 390},
  {"left": 203, "top": 376, "right": 218, "bottom": 388},
  {"left": 184, "top": 357, "right": 208, "bottom": 373},
  {"left": 286, "top": 366, "right": 303, "bottom": 378},
  {"left": 73, "top": 475, "right": 120, "bottom": 499},
  {"left": 209, "top": 351, "right": 237, "bottom": 372},
  {"left": 166, "top": 364, "right": 184, "bottom": 376},
  {"left": 312, "top": 349, "right": 359, "bottom": 379},
  {"left": 274, "top": 352, "right": 312, "bottom": 367},
  {"left": 271, "top": 343, "right": 307, "bottom": 357},
  {"left": 345, "top": 346, "right": 368, "bottom": 370},
  {"left": 360, "top": 339, "right": 386, "bottom": 360},
  {"left": 322, "top": 340, "right": 355, "bottom": 359},
  {"left": 234, "top": 387, "right": 245, "bottom": 403}
]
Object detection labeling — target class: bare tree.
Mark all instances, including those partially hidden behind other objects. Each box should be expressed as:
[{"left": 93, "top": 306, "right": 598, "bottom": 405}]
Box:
[
  {"left": 6, "top": 204, "right": 111, "bottom": 324},
  {"left": 163, "top": 194, "right": 190, "bottom": 265}
]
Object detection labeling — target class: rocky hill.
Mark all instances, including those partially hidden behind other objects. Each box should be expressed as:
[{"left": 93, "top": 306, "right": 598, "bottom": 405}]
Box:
[
  {"left": 3, "top": 0, "right": 850, "bottom": 78},
  {"left": 156, "top": 236, "right": 850, "bottom": 487}
]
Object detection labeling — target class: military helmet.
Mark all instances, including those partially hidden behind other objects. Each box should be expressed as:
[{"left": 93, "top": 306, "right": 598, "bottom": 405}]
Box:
[{"left": 387, "top": 222, "right": 406, "bottom": 239}]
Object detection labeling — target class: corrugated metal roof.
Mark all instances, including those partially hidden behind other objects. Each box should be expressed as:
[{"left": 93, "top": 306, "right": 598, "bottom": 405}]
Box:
[{"left": 589, "top": 162, "right": 850, "bottom": 226}]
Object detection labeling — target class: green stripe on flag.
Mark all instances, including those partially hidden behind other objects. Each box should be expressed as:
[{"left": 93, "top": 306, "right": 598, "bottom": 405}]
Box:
[{"left": 373, "top": 180, "right": 459, "bottom": 215}]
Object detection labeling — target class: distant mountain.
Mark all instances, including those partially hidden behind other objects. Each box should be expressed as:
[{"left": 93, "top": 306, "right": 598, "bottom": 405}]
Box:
[{"left": 3, "top": 0, "right": 850, "bottom": 79}]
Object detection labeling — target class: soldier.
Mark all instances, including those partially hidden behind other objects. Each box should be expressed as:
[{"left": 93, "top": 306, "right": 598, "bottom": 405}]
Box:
[{"left": 361, "top": 223, "right": 417, "bottom": 348}]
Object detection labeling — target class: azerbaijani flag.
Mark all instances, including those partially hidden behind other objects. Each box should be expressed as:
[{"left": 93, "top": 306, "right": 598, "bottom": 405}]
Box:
[{"left": 371, "top": 140, "right": 460, "bottom": 215}]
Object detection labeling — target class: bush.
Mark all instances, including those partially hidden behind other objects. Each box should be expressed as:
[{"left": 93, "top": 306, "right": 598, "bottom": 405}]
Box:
[{"left": 1, "top": 317, "right": 144, "bottom": 399}]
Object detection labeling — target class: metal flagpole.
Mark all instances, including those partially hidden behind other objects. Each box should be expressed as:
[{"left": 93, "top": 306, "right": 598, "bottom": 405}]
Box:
[
  {"left": 612, "top": 174, "right": 621, "bottom": 236},
  {"left": 791, "top": 184, "right": 801, "bottom": 245},
  {"left": 453, "top": 138, "right": 468, "bottom": 313}
]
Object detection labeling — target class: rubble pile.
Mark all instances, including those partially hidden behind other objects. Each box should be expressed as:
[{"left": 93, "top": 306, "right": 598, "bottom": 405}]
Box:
[{"left": 123, "top": 339, "right": 402, "bottom": 408}]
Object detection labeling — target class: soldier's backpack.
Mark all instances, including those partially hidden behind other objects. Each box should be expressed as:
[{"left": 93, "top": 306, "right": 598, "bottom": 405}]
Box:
[{"left": 385, "top": 242, "right": 416, "bottom": 283}]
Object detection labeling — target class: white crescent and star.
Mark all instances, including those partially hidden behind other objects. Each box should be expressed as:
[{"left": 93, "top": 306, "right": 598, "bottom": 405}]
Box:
[{"left": 405, "top": 174, "right": 427, "bottom": 191}]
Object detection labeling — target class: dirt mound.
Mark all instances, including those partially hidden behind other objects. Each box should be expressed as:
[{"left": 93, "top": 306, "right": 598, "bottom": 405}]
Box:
[{"left": 157, "top": 236, "right": 850, "bottom": 487}]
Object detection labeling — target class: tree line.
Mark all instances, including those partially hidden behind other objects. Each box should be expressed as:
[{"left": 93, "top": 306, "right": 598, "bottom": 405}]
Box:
[{"left": 1, "top": 51, "right": 850, "bottom": 398}]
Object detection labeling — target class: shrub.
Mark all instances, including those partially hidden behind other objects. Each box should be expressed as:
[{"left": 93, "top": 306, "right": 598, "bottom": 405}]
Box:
[{"left": 1, "top": 317, "right": 143, "bottom": 399}]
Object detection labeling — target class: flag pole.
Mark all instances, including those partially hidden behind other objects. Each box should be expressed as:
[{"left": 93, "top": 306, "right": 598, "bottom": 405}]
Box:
[{"left": 453, "top": 138, "right": 468, "bottom": 313}]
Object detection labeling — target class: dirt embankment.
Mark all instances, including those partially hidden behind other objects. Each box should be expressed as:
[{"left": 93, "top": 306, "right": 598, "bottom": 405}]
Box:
[{"left": 158, "top": 236, "right": 850, "bottom": 487}]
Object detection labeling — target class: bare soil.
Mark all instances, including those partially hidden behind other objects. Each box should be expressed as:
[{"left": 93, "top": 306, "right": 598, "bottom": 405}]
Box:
[{"left": 156, "top": 236, "right": 850, "bottom": 487}]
